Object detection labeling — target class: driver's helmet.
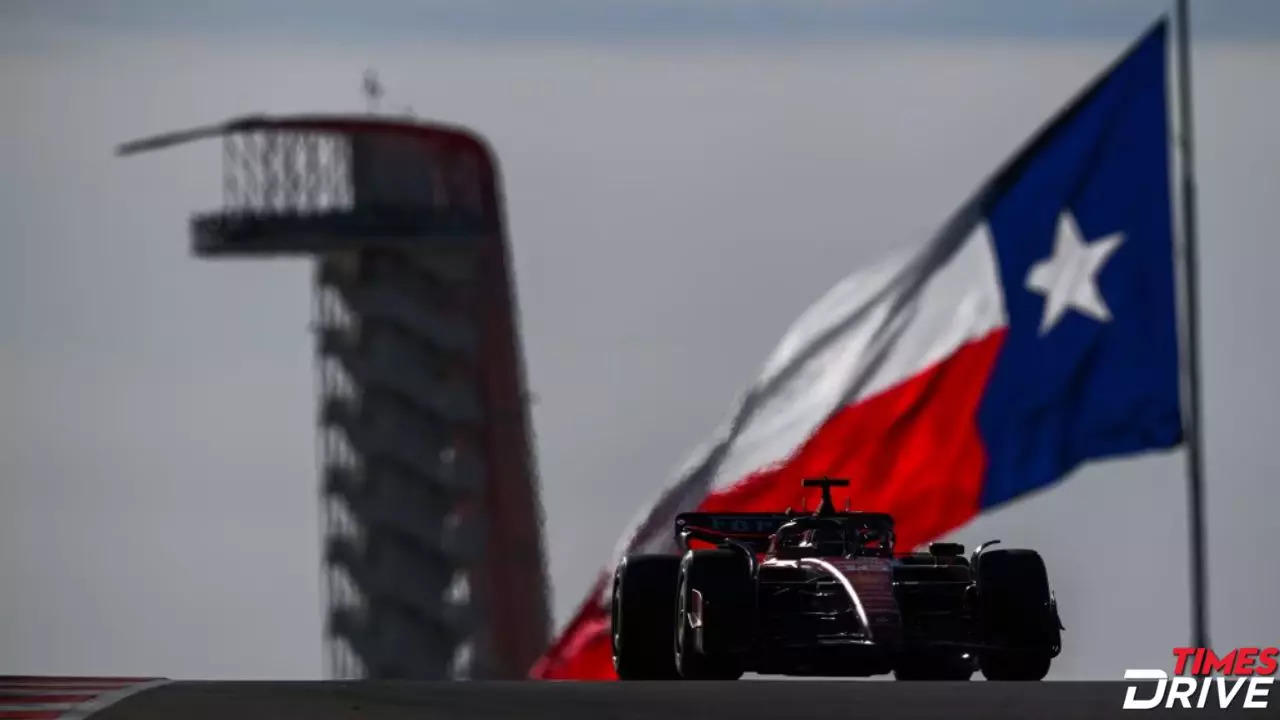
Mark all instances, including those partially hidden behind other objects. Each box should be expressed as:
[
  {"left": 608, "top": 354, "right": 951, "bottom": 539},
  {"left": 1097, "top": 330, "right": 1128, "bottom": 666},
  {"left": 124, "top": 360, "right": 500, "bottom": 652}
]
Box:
[
  {"left": 769, "top": 522, "right": 805, "bottom": 558},
  {"left": 799, "top": 525, "right": 847, "bottom": 557},
  {"left": 855, "top": 525, "right": 894, "bottom": 556}
]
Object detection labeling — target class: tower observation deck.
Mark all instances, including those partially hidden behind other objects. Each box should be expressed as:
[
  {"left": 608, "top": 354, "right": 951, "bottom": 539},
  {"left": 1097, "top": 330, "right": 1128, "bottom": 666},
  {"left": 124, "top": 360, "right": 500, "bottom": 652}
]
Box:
[{"left": 118, "top": 114, "right": 552, "bottom": 680}]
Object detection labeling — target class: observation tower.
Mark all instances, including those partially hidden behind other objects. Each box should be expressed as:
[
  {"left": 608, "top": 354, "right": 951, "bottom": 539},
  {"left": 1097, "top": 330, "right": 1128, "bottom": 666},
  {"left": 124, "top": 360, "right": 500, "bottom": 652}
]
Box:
[{"left": 118, "top": 113, "right": 552, "bottom": 680}]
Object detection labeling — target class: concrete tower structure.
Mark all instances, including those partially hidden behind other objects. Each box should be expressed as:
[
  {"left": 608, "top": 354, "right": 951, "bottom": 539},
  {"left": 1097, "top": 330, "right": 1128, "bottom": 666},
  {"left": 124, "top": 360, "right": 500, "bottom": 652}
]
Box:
[{"left": 119, "top": 114, "right": 552, "bottom": 680}]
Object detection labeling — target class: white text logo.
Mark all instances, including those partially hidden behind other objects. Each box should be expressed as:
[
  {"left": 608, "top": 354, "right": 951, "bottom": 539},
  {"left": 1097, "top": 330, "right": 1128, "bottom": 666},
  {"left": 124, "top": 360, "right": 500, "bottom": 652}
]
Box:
[{"left": 1122, "top": 647, "right": 1278, "bottom": 710}]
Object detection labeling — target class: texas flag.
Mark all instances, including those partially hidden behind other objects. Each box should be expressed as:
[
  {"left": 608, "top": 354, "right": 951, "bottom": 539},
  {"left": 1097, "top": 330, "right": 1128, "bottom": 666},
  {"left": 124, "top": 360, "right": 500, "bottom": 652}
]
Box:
[{"left": 531, "top": 18, "right": 1183, "bottom": 680}]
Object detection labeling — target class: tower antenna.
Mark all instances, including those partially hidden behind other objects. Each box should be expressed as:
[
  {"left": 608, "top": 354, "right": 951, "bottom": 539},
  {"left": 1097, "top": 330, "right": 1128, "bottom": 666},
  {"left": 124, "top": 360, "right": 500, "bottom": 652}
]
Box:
[{"left": 362, "top": 69, "right": 384, "bottom": 114}]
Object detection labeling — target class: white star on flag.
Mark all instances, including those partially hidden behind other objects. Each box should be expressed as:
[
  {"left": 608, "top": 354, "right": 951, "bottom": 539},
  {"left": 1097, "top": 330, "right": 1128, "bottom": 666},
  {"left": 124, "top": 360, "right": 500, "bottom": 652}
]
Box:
[{"left": 1024, "top": 210, "right": 1125, "bottom": 335}]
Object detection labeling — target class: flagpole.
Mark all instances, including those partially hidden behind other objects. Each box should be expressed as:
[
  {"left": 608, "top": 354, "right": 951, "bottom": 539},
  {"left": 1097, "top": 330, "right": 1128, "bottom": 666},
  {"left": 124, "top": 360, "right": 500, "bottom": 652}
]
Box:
[{"left": 1174, "top": 0, "right": 1209, "bottom": 651}]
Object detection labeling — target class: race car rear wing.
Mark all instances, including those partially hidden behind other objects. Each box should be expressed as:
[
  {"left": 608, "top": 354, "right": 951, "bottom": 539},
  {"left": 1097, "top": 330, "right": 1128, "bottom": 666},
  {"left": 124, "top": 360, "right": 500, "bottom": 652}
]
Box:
[{"left": 674, "top": 512, "right": 793, "bottom": 554}]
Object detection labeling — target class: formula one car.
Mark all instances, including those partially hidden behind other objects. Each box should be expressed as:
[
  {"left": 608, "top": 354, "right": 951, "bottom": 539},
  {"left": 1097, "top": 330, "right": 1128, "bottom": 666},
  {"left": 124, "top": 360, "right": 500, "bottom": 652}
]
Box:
[{"left": 610, "top": 478, "right": 1063, "bottom": 681}]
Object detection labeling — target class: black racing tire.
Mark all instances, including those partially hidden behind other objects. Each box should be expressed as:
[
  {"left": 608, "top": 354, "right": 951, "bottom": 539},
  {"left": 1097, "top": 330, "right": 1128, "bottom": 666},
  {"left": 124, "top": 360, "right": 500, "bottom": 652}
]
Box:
[
  {"left": 893, "top": 653, "right": 975, "bottom": 681},
  {"left": 675, "top": 549, "right": 753, "bottom": 680},
  {"left": 611, "top": 554, "right": 682, "bottom": 680},
  {"left": 974, "top": 549, "right": 1059, "bottom": 681}
]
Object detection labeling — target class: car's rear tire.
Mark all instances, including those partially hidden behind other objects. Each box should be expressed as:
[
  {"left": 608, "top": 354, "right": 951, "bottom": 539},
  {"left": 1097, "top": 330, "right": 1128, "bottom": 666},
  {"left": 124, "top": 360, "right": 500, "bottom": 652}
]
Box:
[
  {"left": 611, "top": 554, "right": 682, "bottom": 680},
  {"left": 973, "top": 549, "right": 1059, "bottom": 681},
  {"left": 675, "top": 549, "right": 752, "bottom": 680}
]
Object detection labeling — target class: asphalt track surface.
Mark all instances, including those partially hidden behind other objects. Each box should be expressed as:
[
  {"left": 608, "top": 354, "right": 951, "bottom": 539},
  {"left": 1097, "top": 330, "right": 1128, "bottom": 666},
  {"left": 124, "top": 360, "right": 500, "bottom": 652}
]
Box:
[{"left": 91, "top": 680, "right": 1277, "bottom": 719}]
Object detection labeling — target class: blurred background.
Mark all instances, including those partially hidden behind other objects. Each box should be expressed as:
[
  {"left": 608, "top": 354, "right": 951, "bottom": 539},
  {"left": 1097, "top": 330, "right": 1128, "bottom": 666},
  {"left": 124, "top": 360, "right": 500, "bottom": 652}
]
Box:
[{"left": 2, "top": 0, "right": 1278, "bottom": 682}]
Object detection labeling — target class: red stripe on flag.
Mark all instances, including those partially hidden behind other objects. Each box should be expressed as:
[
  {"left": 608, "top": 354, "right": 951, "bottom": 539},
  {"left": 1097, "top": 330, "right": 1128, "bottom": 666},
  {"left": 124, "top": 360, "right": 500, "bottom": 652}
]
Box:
[
  {"left": 528, "top": 574, "right": 614, "bottom": 680},
  {"left": 697, "top": 330, "right": 1003, "bottom": 553},
  {"left": 529, "top": 331, "right": 1005, "bottom": 680}
]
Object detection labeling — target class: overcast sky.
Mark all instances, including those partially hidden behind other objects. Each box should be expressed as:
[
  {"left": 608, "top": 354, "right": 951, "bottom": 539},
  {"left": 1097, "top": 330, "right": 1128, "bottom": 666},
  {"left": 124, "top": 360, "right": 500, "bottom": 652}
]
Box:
[{"left": 2, "top": 0, "right": 1278, "bottom": 682}]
